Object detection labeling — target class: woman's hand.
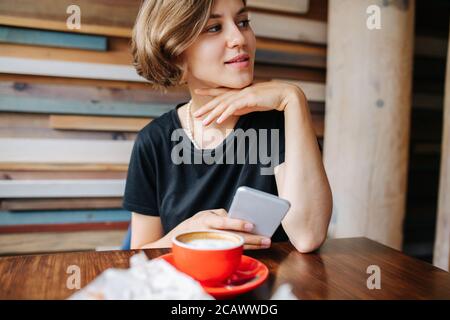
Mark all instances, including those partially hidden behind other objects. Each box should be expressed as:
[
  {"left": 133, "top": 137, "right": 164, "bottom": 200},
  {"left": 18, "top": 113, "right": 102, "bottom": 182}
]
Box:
[
  {"left": 193, "top": 81, "right": 302, "bottom": 126},
  {"left": 172, "top": 208, "right": 272, "bottom": 250}
]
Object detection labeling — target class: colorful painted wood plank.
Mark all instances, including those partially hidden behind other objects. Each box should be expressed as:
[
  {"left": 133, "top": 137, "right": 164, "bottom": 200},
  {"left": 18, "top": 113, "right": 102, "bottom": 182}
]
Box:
[
  {"left": 49, "top": 115, "right": 152, "bottom": 132},
  {"left": 0, "top": 221, "right": 129, "bottom": 233},
  {"left": 0, "top": 198, "right": 123, "bottom": 211},
  {"left": 0, "top": 230, "right": 126, "bottom": 254},
  {"left": 0, "top": 95, "right": 174, "bottom": 117},
  {"left": 0, "top": 170, "right": 127, "bottom": 180},
  {"left": 0, "top": 163, "right": 128, "bottom": 172},
  {"left": 0, "top": 26, "right": 107, "bottom": 51},
  {"left": 0, "top": 209, "right": 130, "bottom": 225}
]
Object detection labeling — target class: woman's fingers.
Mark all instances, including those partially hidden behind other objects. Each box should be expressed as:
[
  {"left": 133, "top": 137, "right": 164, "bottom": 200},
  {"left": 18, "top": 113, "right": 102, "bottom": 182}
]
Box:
[
  {"left": 194, "top": 87, "right": 230, "bottom": 97},
  {"left": 233, "top": 231, "right": 271, "bottom": 248},
  {"left": 202, "top": 102, "right": 230, "bottom": 126},
  {"left": 193, "top": 90, "right": 236, "bottom": 118},
  {"left": 202, "top": 92, "right": 246, "bottom": 124},
  {"left": 244, "top": 244, "right": 269, "bottom": 250},
  {"left": 208, "top": 209, "right": 227, "bottom": 217},
  {"left": 205, "top": 213, "right": 254, "bottom": 233},
  {"left": 201, "top": 98, "right": 242, "bottom": 126},
  {"left": 212, "top": 94, "right": 246, "bottom": 124},
  {"left": 201, "top": 209, "right": 271, "bottom": 249},
  {"left": 193, "top": 99, "right": 221, "bottom": 118},
  {"left": 200, "top": 90, "right": 269, "bottom": 125},
  {"left": 216, "top": 103, "right": 241, "bottom": 124}
]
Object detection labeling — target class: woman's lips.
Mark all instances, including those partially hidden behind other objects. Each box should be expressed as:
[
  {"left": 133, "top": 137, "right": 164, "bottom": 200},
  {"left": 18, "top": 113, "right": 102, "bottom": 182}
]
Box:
[{"left": 224, "top": 58, "right": 250, "bottom": 69}]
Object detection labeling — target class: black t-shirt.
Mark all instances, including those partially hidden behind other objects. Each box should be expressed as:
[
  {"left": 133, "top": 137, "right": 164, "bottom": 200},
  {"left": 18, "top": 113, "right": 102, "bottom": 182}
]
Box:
[{"left": 123, "top": 102, "right": 294, "bottom": 242}]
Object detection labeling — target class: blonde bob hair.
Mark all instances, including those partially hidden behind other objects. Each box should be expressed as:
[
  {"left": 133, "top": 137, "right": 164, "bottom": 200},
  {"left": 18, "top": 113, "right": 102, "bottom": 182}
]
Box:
[{"left": 131, "top": 0, "right": 246, "bottom": 92}]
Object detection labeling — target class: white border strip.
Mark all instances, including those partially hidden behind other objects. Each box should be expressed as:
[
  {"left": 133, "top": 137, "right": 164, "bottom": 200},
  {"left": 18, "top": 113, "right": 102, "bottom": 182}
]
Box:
[
  {"left": 247, "top": 0, "right": 309, "bottom": 14},
  {"left": 274, "top": 79, "right": 325, "bottom": 102},
  {"left": 0, "top": 138, "right": 133, "bottom": 164},
  {"left": 251, "top": 11, "right": 327, "bottom": 45},
  {"left": 0, "top": 179, "right": 126, "bottom": 198},
  {"left": 0, "top": 56, "right": 147, "bottom": 82}
]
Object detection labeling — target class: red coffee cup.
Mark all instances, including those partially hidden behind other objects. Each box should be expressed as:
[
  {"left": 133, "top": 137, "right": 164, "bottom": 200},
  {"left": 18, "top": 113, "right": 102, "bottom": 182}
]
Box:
[{"left": 171, "top": 230, "right": 244, "bottom": 285}]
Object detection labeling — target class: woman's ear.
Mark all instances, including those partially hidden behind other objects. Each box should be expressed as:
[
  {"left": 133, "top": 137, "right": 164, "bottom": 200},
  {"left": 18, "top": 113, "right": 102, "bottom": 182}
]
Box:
[
  {"left": 176, "top": 55, "right": 188, "bottom": 85},
  {"left": 179, "top": 66, "right": 188, "bottom": 85}
]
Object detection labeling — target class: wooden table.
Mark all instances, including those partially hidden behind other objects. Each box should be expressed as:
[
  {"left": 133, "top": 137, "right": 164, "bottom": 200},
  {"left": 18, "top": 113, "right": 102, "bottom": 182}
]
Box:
[{"left": 1, "top": 237, "right": 449, "bottom": 299}]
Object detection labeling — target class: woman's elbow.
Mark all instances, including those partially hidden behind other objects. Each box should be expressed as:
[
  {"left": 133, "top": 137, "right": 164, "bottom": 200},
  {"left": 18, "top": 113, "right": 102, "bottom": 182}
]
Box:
[
  {"left": 291, "top": 234, "right": 326, "bottom": 253},
  {"left": 130, "top": 241, "right": 142, "bottom": 250}
]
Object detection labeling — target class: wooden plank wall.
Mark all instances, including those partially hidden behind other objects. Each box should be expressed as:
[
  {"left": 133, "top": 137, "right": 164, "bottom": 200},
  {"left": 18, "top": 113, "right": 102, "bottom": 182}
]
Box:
[{"left": 0, "top": 0, "right": 327, "bottom": 254}]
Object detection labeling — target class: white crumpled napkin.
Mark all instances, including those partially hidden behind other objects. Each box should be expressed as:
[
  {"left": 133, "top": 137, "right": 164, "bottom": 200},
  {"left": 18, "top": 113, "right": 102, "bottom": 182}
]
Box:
[
  {"left": 69, "top": 252, "right": 214, "bottom": 300},
  {"left": 270, "top": 283, "right": 298, "bottom": 300}
]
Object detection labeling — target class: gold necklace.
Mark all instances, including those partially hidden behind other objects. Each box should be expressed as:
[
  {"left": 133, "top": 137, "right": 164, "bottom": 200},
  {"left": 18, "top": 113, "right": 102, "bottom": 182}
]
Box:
[{"left": 185, "top": 99, "right": 202, "bottom": 149}]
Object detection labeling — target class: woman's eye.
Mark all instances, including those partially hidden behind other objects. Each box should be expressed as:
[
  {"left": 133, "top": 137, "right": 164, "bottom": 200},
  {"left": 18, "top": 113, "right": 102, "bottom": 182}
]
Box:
[
  {"left": 238, "top": 19, "right": 251, "bottom": 28},
  {"left": 206, "top": 19, "right": 251, "bottom": 33},
  {"left": 207, "top": 25, "right": 221, "bottom": 33}
]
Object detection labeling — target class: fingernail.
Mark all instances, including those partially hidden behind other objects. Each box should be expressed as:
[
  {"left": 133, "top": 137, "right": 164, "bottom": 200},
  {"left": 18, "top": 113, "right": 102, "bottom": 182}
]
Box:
[
  {"left": 244, "top": 223, "right": 254, "bottom": 231},
  {"left": 202, "top": 118, "right": 209, "bottom": 126},
  {"left": 216, "top": 116, "right": 223, "bottom": 124},
  {"left": 261, "top": 238, "right": 271, "bottom": 246}
]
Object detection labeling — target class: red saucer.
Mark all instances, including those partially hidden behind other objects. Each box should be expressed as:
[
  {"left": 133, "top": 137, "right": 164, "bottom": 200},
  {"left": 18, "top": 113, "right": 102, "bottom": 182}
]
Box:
[{"left": 158, "top": 253, "right": 269, "bottom": 299}]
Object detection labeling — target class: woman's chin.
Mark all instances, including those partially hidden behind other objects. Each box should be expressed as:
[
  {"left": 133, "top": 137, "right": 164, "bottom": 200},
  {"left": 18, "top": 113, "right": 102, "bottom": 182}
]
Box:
[{"left": 221, "top": 76, "right": 254, "bottom": 89}]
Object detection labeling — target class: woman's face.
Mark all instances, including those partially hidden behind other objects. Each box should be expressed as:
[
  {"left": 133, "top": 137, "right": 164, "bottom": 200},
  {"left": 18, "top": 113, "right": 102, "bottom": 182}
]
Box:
[{"left": 183, "top": 0, "right": 256, "bottom": 90}]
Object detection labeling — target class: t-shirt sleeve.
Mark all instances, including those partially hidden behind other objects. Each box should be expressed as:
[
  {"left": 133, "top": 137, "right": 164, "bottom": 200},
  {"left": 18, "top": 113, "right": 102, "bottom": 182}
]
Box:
[{"left": 122, "top": 132, "right": 159, "bottom": 216}]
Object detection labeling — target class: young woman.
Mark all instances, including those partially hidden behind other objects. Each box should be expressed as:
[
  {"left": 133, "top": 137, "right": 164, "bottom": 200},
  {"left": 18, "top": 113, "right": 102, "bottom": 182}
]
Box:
[{"left": 123, "top": 0, "right": 332, "bottom": 252}]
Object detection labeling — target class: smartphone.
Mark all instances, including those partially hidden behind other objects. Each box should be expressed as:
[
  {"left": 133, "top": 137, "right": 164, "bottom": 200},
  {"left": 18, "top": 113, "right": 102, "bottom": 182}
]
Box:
[{"left": 228, "top": 186, "right": 291, "bottom": 238}]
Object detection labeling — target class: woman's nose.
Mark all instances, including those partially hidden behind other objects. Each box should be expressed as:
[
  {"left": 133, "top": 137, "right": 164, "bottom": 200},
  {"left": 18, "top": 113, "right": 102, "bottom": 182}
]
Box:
[{"left": 226, "top": 23, "right": 246, "bottom": 48}]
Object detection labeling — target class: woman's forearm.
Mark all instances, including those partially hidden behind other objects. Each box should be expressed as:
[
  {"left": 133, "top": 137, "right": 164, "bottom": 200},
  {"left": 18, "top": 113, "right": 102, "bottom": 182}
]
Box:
[
  {"left": 139, "top": 234, "right": 172, "bottom": 249},
  {"left": 138, "top": 218, "right": 192, "bottom": 249},
  {"left": 279, "top": 87, "right": 333, "bottom": 252},
  {"left": 137, "top": 229, "right": 178, "bottom": 249}
]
